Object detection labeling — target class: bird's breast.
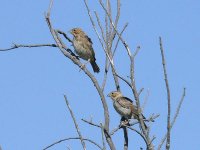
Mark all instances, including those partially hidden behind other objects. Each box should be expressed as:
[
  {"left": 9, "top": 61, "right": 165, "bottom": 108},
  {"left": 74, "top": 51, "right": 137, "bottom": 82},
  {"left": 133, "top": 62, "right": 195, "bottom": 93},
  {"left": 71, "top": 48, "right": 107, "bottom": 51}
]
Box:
[
  {"left": 113, "top": 101, "right": 132, "bottom": 118},
  {"left": 73, "top": 40, "right": 93, "bottom": 61}
]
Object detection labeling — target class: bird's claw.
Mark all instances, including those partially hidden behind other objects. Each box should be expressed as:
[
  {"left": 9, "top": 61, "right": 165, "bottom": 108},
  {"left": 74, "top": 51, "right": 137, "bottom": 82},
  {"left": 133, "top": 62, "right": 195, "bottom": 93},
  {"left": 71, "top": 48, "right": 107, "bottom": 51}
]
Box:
[{"left": 120, "top": 119, "right": 130, "bottom": 127}]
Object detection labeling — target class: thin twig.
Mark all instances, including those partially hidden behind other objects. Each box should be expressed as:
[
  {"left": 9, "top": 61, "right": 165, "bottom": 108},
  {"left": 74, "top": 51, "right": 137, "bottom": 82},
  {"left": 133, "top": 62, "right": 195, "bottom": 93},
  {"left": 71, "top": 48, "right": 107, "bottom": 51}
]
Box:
[
  {"left": 106, "top": 0, "right": 112, "bottom": 46},
  {"left": 158, "top": 88, "right": 186, "bottom": 150},
  {"left": 94, "top": 11, "right": 106, "bottom": 43},
  {"left": 0, "top": 43, "right": 57, "bottom": 51},
  {"left": 138, "top": 88, "right": 144, "bottom": 97},
  {"left": 110, "top": 125, "right": 121, "bottom": 135},
  {"left": 43, "top": 137, "right": 103, "bottom": 150},
  {"left": 81, "top": 119, "right": 101, "bottom": 128},
  {"left": 112, "top": 23, "right": 128, "bottom": 57},
  {"left": 159, "top": 37, "right": 171, "bottom": 150},
  {"left": 110, "top": 58, "right": 121, "bottom": 91},
  {"left": 141, "top": 89, "right": 150, "bottom": 112},
  {"left": 64, "top": 95, "right": 86, "bottom": 150},
  {"left": 105, "top": 0, "right": 109, "bottom": 44},
  {"left": 114, "top": 73, "right": 132, "bottom": 88},
  {"left": 126, "top": 126, "right": 148, "bottom": 146},
  {"left": 110, "top": 123, "right": 148, "bottom": 147},
  {"left": 101, "top": 59, "right": 109, "bottom": 91},
  {"left": 47, "top": 0, "right": 54, "bottom": 17},
  {"left": 170, "top": 88, "right": 186, "bottom": 135},
  {"left": 129, "top": 114, "right": 159, "bottom": 126},
  {"left": 150, "top": 136, "right": 156, "bottom": 148},
  {"left": 57, "top": 29, "right": 72, "bottom": 43},
  {"left": 133, "top": 46, "right": 141, "bottom": 58},
  {"left": 111, "top": 0, "right": 121, "bottom": 42}
]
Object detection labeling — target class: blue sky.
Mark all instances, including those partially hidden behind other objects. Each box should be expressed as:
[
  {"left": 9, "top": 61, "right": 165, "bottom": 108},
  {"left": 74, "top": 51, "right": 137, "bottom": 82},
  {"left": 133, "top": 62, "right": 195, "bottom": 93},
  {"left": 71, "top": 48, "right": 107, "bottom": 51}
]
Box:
[{"left": 0, "top": 0, "right": 199, "bottom": 150}]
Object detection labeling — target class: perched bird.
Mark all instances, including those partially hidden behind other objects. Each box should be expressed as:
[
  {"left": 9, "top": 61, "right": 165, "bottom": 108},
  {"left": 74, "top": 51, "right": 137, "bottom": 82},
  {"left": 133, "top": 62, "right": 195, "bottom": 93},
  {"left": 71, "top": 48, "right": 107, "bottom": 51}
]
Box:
[
  {"left": 108, "top": 91, "right": 147, "bottom": 128},
  {"left": 70, "top": 28, "right": 100, "bottom": 73}
]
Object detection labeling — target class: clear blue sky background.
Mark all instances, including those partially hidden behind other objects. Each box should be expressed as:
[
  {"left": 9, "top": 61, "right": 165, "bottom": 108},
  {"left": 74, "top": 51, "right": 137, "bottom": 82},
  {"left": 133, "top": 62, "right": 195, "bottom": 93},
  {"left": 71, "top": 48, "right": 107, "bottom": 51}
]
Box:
[{"left": 0, "top": 0, "right": 199, "bottom": 150}]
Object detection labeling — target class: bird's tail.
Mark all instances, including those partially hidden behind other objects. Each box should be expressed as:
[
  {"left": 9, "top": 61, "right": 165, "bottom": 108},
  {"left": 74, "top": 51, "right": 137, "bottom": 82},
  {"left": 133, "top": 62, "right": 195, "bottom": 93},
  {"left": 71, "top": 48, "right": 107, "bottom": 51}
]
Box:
[{"left": 91, "top": 61, "right": 100, "bottom": 73}]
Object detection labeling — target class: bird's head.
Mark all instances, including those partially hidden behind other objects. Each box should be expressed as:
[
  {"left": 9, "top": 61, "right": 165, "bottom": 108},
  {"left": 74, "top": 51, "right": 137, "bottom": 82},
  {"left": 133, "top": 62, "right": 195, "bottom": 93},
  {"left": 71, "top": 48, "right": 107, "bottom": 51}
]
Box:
[
  {"left": 70, "top": 28, "right": 84, "bottom": 37},
  {"left": 107, "top": 91, "right": 123, "bottom": 100}
]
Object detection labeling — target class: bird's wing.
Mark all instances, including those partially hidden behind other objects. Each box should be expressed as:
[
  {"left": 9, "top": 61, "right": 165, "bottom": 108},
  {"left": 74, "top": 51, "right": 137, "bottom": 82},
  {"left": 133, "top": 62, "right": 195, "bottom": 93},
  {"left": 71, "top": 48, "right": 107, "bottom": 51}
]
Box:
[
  {"left": 116, "top": 97, "right": 133, "bottom": 109},
  {"left": 116, "top": 97, "right": 147, "bottom": 120},
  {"left": 83, "top": 35, "right": 96, "bottom": 61},
  {"left": 117, "top": 97, "right": 139, "bottom": 117},
  {"left": 85, "top": 35, "right": 93, "bottom": 44},
  {"left": 123, "top": 97, "right": 133, "bottom": 103}
]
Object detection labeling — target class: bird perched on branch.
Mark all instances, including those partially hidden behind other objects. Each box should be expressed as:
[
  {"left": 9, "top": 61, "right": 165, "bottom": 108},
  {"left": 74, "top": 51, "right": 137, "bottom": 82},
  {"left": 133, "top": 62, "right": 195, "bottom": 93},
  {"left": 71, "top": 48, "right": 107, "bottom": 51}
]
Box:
[
  {"left": 108, "top": 91, "right": 147, "bottom": 128},
  {"left": 70, "top": 28, "right": 100, "bottom": 73}
]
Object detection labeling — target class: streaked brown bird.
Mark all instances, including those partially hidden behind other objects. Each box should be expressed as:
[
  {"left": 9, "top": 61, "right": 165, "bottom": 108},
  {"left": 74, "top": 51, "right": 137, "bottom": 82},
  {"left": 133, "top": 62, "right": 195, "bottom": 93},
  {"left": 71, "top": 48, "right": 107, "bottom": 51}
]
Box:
[
  {"left": 108, "top": 91, "right": 147, "bottom": 128},
  {"left": 70, "top": 28, "right": 100, "bottom": 73}
]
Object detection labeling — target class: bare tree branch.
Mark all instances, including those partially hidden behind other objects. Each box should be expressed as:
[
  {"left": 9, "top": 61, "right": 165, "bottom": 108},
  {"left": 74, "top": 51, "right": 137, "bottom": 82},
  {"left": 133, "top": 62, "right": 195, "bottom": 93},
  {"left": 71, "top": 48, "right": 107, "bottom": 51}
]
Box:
[
  {"left": 129, "top": 114, "right": 159, "bottom": 127},
  {"left": 112, "top": 23, "right": 128, "bottom": 57},
  {"left": 138, "top": 88, "right": 144, "bottom": 97},
  {"left": 94, "top": 11, "right": 106, "bottom": 43},
  {"left": 100, "top": 123, "right": 106, "bottom": 150},
  {"left": 159, "top": 37, "right": 171, "bottom": 150},
  {"left": 158, "top": 88, "right": 186, "bottom": 150},
  {"left": 126, "top": 126, "right": 148, "bottom": 147},
  {"left": 101, "top": 23, "right": 128, "bottom": 91},
  {"left": 43, "top": 137, "right": 103, "bottom": 150},
  {"left": 57, "top": 29, "right": 72, "bottom": 43},
  {"left": 81, "top": 118, "right": 101, "bottom": 128},
  {"left": 111, "top": 0, "right": 121, "bottom": 41},
  {"left": 110, "top": 125, "right": 121, "bottom": 136},
  {"left": 99, "top": 0, "right": 132, "bottom": 57},
  {"left": 45, "top": 2, "right": 115, "bottom": 149},
  {"left": 110, "top": 123, "right": 148, "bottom": 148},
  {"left": 114, "top": 73, "right": 132, "bottom": 88},
  {"left": 0, "top": 43, "right": 57, "bottom": 51},
  {"left": 170, "top": 88, "right": 186, "bottom": 135},
  {"left": 129, "top": 46, "right": 153, "bottom": 149},
  {"left": 64, "top": 95, "right": 86, "bottom": 150},
  {"left": 141, "top": 89, "right": 150, "bottom": 112}
]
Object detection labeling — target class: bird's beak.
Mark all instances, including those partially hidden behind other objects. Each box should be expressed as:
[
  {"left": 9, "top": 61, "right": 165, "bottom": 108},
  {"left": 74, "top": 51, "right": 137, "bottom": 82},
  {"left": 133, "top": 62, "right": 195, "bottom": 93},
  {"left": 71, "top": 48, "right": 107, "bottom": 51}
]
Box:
[{"left": 107, "top": 93, "right": 110, "bottom": 97}]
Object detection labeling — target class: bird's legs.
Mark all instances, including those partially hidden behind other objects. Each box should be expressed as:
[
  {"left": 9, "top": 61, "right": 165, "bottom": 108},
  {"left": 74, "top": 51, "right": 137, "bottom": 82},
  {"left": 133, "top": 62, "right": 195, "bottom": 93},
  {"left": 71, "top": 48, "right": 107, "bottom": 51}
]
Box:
[{"left": 120, "top": 116, "right": 130, "bottom": 126}]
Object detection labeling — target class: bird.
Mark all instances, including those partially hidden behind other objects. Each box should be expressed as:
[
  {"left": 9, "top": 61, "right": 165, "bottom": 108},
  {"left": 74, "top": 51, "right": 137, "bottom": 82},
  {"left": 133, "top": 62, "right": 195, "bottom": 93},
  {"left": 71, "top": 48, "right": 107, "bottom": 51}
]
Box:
[
  {"left": 70, "top": 28, "right": 100, "bottom": 73},
  {"left": 108, "top": 91, "right": 147, "bottom": 128}
]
